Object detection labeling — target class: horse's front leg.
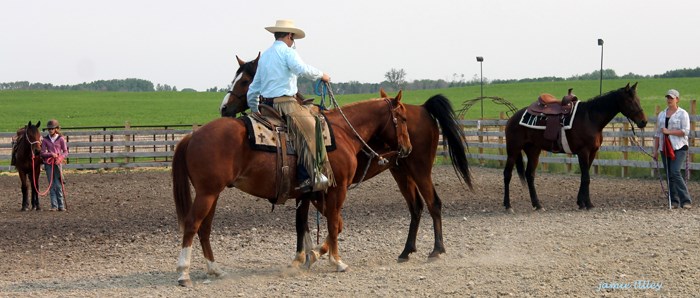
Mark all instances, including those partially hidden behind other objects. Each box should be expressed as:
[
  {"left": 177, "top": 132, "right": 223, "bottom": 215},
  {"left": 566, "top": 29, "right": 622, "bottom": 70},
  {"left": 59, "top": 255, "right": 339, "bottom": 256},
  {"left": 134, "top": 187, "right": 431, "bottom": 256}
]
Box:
[
  {"left": 31, "top": 167, "right": 41, "bottom": 210},
  {"left": 389, "top": 170, "right": 422, "bottom": 261},
  {"left": 324, "top": 189, "right": 349, "bottom": 272},
  {"left": 524, "top": 148, "right": 543, "bottom": 210},
  {"left": 20, "top": 173, "right": 29, "bottom": 211},
  {"left": 293, "top": 196, "right": 320, "bottom": 269}
]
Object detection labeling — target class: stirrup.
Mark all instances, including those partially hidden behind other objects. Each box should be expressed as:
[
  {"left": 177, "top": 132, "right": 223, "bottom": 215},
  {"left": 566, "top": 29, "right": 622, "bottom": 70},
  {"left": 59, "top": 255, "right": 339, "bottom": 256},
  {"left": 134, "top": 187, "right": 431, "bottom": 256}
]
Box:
[{"left": 312, "top": 173, "right": 329, "bottom": 192}]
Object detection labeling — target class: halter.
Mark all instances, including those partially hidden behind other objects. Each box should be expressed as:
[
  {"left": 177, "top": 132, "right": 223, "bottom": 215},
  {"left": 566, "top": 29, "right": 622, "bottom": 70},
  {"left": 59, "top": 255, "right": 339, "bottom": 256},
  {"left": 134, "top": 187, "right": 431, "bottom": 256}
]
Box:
[{"left": 378, "top": 97, "right": 409, "bottom": 158}]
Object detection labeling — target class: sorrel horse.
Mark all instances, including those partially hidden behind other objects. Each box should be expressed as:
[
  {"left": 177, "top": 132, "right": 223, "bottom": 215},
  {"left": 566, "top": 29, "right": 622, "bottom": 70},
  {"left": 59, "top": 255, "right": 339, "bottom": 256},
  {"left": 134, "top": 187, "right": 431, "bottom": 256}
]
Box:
[
  {"left": 220, "top": 55, "right": 473, "bottom": 263},
  {"left": 503, "top": 83, "right": 647, "bottom": 211},
  {"left": 13, "top": 121, "right": 43, "bottom": 211},
  {"left": 173, "top": 93, "right": 412, "bottom": 286}
]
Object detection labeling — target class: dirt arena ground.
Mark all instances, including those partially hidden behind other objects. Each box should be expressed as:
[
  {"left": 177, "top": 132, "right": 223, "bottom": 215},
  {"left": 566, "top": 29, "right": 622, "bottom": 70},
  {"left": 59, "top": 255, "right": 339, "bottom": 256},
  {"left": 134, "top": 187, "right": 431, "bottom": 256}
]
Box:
[{"left": 0, "top": 165, "right": 698, "bottom": 297}]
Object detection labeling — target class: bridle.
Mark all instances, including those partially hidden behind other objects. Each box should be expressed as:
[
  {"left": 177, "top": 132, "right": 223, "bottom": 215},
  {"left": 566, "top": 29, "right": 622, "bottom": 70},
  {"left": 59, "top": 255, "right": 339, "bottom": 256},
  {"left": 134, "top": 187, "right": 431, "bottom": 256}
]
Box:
[
  {"left": 25, "top": 128, "right": 41, "bottom": 156},
  {"left": 378, "top": 98, "right": 411, "bottom": 158}
]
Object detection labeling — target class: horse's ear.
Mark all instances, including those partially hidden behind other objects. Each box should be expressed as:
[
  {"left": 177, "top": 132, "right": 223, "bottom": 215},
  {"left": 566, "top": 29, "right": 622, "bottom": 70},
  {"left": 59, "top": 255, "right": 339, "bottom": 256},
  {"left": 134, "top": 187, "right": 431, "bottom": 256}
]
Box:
[
  {"left": 395, "top": 90, "right": 403, "bottom": 102},
  {"left": 379, "top": 88, "right": 388, "bottom": 98},
  {"left": 631, "top": 82, "right": 638, "bottom": 90},
  {"left": 236, "top": 55, "right": 246, "bottom": 66},
  {"left": 624, "top": 82, "right": 631, "bottom": 90},
  {"left": 36, "top": 121, "right": 41, "bottom": 128},
  {"left": 27, "top": 121, "right": 32, "bottom": 127},
  {"left": 255, "top": 52, "right": 261, "bottom": 63}
]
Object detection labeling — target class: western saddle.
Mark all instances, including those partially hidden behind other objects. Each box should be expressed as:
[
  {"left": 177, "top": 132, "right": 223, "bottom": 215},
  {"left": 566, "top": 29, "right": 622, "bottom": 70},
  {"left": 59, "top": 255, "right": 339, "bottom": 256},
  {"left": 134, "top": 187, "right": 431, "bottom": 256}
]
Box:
[{"left": 526, "top": 88, "right": 579, "bottom": 150}]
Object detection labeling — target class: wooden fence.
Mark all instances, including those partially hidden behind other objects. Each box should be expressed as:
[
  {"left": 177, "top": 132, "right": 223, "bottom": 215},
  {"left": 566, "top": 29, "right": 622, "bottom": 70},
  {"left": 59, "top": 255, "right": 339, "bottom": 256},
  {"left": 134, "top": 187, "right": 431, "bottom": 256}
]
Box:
[{"left": 1, "top": 102, "right": 698, "bottom": 176}]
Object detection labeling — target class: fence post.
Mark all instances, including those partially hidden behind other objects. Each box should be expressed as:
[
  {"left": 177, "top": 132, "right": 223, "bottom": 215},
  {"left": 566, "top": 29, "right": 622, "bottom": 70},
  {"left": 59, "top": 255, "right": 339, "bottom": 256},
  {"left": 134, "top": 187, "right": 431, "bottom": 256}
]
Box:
[
  {"left": 498, "top": 112, "right": 505, "bottom": 168},
  {"left": 690, "top": 100, "right": 696, "bottom": 178},
  {"left": 622, "top": 121, "right": 629, "bottom": 177},
  {"left": 124, "top": 121, "right": 131, "bottom": 163},
  {"left": 478, "top": 120, "right": 484, "bottom": 166}
]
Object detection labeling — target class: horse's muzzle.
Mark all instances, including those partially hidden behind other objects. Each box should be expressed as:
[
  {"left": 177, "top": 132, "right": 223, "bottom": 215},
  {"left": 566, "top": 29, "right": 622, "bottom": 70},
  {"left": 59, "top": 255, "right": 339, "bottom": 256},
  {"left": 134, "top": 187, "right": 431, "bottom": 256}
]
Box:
[{"left": 636, "top": 120, "right": 647, "bottom": 129}]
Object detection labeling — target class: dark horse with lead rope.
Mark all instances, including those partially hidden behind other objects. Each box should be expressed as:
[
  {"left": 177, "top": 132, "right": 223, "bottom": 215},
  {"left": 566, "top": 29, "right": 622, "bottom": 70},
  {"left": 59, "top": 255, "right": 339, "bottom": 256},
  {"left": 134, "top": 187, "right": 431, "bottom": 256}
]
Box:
[
  {"left": 12, "top": 121, "right": 43, "bottom": 211},
  {"left": 173, "top": 90, "right": 414, "bottom": 286},
  {"left": 220, "top": 55, "right": 473, "bottom": 265},
  {"left": 503, "top": 83, "right": 647, "bottom": 211}
]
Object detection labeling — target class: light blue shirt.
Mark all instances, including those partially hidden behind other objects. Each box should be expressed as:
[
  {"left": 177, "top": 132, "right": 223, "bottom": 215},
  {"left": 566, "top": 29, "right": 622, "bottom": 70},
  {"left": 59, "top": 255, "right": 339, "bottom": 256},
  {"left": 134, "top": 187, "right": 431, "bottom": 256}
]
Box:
[{"left": 247, "top": 41, "right": 323, "bottom": 113}]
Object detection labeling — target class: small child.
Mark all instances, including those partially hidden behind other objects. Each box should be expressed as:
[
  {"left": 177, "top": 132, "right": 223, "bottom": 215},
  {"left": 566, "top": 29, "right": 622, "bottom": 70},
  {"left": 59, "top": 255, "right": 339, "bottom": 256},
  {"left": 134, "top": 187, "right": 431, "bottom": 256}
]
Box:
[{"left": 40, "top": 119, "right": 69, "bottom": 211}]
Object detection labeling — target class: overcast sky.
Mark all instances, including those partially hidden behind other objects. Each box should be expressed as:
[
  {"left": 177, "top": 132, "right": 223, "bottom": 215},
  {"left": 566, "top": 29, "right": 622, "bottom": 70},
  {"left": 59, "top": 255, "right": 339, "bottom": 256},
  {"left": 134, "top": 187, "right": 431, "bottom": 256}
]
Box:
[{"left": 3, "top": 0, "right": 699, "bottom": 91}]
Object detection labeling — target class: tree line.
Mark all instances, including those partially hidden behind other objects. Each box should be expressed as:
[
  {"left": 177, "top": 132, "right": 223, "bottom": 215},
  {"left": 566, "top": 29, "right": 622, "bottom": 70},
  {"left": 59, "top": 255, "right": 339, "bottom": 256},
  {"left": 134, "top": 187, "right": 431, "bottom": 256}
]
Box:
[{"left": 2, "top": 67, "right": 700, "bottom": 94}]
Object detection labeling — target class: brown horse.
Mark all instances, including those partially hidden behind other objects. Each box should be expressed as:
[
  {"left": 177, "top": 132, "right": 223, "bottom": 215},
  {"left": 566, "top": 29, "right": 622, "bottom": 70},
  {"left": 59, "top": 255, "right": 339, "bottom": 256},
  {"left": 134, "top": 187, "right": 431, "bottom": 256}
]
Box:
[
  {"left": 12, "top": 121, "right": 43, "bottom": 211},
  {"left": 503, "top": 83, "right": 647, "bottom": 211},
  {"left": 173, "top": 93, "right": 412, "bottom": 286},
  {"left": 220, "top": 55, "right": 473, "bottom": 264}
]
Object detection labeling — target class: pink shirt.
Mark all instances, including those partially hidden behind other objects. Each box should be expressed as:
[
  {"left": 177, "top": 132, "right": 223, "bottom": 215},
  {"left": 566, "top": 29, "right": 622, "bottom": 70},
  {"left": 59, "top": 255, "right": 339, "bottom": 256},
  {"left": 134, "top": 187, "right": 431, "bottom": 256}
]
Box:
[{"left": 40, "top": 134, "right": 69, "bottom": 164}]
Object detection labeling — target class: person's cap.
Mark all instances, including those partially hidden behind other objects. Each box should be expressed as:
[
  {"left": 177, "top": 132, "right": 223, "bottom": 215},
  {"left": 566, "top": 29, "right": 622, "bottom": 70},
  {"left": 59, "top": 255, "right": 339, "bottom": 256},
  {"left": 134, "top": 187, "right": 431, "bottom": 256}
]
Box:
[
  {"left": 46, "top": 119, "right": 60, "bottom": 129},
  {"left": 666, "top": 89, "right": 680, "bottom": 99},
  {"left": 265, "top": 19, "right": 306, "bottom": 39}
]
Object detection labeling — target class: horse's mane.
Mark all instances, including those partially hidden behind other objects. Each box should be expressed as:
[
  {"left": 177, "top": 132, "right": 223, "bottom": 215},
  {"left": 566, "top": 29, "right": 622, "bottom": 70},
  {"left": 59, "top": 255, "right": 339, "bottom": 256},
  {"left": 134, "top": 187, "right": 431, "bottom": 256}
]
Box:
[{"left": 581, "top": 87, "right": 626, "bottom": 111}]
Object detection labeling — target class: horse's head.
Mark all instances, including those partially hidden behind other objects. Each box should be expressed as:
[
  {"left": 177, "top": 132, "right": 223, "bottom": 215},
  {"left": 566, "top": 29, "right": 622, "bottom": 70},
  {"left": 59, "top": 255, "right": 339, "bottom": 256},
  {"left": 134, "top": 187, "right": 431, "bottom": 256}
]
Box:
[
  {"left": 379, "top": 89, "right": 412, "bottom": 158},
  {"left": 618, "top": 82, "right": 647, "bottom": 128},
  {"left": 220, "top": 53, "right": 260, "bottom": 117},
  {"left": 25, "top": 121, "right": 42, "bottom": 156}
]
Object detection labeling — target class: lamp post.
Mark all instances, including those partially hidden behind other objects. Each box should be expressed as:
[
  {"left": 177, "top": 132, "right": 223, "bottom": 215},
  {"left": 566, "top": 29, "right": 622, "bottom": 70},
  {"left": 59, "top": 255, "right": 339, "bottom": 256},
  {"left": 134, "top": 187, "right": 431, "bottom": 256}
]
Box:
[
  {"left": 598, "top": 38, "right": 604, "bottom": 96},
  {"left": 476, "top": 56, "right": 484, "bottom": 119}
]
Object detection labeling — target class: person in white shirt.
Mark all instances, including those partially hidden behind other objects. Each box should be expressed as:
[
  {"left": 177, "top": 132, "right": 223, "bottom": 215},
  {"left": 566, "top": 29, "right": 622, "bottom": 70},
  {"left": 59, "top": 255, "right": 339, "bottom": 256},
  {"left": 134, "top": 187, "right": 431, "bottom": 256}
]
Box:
[
  {"left": 247, "top": 19, "right": 333, "bottom": 193},
  {"left": 653, "top": 89, "right": 692, "bottom": 209}
]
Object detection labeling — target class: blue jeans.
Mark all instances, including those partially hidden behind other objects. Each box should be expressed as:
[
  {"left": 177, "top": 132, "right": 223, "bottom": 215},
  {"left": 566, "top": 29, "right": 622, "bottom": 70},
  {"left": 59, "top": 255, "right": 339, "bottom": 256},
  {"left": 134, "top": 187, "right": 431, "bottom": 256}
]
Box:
[
  {"left": 45, "top": 164, "right": 65, "bottom": 209},
  {"left": 661, "top": 149, "right": 692, "bottom": 206}
]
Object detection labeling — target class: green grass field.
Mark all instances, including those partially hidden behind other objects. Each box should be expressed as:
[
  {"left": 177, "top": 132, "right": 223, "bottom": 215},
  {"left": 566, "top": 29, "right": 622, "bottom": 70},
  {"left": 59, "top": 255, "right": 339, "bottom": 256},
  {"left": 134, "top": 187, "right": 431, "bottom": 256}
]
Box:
[{"left": 1, "top": 77, "right": 699, "bottom": 131}]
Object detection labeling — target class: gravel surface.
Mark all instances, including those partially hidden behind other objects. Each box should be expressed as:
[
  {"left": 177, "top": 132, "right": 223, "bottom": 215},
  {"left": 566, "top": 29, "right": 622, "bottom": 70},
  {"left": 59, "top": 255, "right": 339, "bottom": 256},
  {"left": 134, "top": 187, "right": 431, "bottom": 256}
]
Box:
[{"left": 0, "top": 166, "right": 698, "bottom": 297}]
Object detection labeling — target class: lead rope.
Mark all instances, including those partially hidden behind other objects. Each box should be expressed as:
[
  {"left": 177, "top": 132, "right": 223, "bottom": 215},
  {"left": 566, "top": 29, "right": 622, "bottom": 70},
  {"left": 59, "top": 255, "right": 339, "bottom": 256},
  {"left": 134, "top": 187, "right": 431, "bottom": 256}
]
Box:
[{"left": 321, "top": 81, "right": 389, "bottom": 191}]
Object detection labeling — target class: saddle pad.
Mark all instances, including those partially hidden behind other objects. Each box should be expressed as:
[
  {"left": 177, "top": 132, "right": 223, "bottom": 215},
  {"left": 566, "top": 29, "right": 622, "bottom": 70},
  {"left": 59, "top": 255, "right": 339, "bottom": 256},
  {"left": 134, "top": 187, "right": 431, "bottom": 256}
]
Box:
[
  {"left": 518, "top": 101, "right": 580, "bottom": 130},
  {"left": 241, "top": 115, "right": 336, "bottom": 153}
]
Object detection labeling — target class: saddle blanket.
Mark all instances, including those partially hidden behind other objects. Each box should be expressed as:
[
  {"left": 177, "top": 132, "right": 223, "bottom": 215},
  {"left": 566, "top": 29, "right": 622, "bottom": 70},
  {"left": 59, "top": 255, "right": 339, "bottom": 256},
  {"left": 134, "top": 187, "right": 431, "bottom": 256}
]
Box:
[
  {"left": 241, "top": 115, "right": 336, "bottom": 154},
  {"left": 518, "top": 101, "right": 580, "bottom": 130}
]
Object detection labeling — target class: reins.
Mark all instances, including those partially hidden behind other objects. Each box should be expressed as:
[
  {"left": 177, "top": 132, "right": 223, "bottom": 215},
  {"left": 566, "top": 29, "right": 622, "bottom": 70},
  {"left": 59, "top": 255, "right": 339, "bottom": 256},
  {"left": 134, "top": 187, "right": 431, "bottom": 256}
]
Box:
[{"left": 27, "top": 133, "right": 68, "bottom": 200}]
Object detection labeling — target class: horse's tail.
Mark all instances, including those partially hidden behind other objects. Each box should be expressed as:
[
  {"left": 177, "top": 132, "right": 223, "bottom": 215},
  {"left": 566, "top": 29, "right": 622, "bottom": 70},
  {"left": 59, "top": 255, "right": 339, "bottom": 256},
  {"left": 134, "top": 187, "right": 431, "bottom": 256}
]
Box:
[
  {"left": 172, "top": 134, "right": 192, "bottom": 232},
  {"left": 423, "top": 94, "right": 473, "bottom": 190}
]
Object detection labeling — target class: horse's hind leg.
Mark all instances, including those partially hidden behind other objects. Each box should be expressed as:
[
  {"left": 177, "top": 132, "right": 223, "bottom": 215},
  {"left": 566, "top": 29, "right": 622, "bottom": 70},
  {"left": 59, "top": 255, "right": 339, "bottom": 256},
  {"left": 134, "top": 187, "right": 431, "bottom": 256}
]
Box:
[
  {"left": 177, "top": 193, "right": 218, "bottom": 287},
  {"left": 503, "top": 153, "right": 516, "bottom": 210},
  {"left": 198, "top": 197, "right": 226, "bottom": 278},
  {"left": 524, "top": 147, "right": 543, "bottom": 210}
]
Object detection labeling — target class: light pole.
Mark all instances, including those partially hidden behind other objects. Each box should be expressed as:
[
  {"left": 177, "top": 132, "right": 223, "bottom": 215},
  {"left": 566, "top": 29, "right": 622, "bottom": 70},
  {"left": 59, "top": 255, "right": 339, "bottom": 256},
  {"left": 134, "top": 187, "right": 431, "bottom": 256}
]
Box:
[
  {"left": 598, "top": 38, "right": 604, "bottom": 96},
  {"left": 476, "top": 56, "right": 484, "bottom": 119}
]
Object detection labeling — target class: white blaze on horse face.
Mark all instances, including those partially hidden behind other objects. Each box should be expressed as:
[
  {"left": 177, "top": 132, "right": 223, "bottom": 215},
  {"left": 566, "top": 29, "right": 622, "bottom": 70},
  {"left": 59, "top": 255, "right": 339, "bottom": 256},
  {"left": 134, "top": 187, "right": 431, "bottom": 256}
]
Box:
[
  {"left": 220, "top": 72, "right": 243, "bottom": 111},
  {"left": 177, "top": 246, "right": 193, "bottom": 281}
]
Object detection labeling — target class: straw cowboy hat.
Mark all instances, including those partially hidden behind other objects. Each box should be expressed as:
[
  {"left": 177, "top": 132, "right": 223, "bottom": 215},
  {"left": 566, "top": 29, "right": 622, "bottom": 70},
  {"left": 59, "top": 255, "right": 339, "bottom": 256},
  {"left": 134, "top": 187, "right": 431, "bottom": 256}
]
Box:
[{"left": 265, "top": 19, "right": 306, "bottom": 39}]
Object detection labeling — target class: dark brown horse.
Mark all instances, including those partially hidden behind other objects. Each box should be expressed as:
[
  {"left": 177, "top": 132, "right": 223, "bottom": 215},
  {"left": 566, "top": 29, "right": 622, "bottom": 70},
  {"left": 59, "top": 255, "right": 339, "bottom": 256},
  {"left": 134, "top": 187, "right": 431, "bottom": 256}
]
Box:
[
  {"left": 13, "top": 121, "right": 43, "bottom": 211},
  {"left": 220, "top": 55, "right": 473, "bottom": 264},
  {"left": 173, "top": 93, "right": 412, "bottom": 286},
  {"left": 503, "top": 83, "right": 647, "bottom": 211}
]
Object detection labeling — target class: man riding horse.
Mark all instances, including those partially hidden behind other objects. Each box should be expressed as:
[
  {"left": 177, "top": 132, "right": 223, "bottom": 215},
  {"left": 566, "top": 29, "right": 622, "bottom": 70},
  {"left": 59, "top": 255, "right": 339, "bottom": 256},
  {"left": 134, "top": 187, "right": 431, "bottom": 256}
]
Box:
[{"left": 246, "top": 19, "right": 333, "bottom": 193}]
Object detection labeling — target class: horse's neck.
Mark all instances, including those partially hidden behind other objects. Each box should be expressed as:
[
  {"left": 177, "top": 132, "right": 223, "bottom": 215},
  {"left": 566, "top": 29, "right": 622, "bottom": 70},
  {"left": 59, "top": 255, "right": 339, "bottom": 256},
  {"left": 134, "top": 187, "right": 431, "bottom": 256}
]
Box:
[
  {"left": 331, "top": 102, "right": 388, "bottom": 147},
  {"left": 581, "top": 93, "right": 621, "bottom": 129}
]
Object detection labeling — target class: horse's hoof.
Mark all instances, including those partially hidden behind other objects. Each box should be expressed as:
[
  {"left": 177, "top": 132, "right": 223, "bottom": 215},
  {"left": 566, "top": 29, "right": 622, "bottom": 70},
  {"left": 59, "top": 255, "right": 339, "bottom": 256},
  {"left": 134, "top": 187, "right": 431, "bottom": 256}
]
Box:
[
  {"left": 534, "top": 207, "right": 546, "bottom": 212},
  {"left": 336, "top": 262, "right": 349, "bottom": 272},
  {"left": 505, "top": 208, "right": 515, "bottom": 214},
  {"left": 397, "top": 256, "right": 409, "bottom": 263},
  {"left": 427, "top": 254, "right": 442, "bottom": 262},
  {"left": 304, "top": 251, "right": 320, "bottom": 269},
  {"left": 178, "top": 279, "right": 193, "bottom": 287},
  {"left": 20, "top": 207, "right": 28, "bottom": 212}
]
